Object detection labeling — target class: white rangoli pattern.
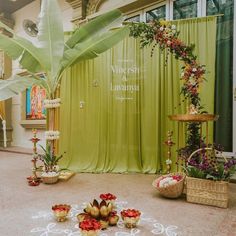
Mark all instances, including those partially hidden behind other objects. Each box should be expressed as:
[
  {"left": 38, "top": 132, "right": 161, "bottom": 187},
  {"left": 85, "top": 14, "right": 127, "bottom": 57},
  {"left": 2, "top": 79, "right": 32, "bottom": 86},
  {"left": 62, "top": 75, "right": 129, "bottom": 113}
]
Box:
[{"left": 31, "top": 201, "right": 180, "bottom": 236}]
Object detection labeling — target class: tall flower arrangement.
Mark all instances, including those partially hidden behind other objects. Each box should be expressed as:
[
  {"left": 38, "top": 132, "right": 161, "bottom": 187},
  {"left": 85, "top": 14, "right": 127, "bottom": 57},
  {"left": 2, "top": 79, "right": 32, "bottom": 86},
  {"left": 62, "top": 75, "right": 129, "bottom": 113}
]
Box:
[{"left": 129, "top": 20, "right": 206, "bottom": 161}]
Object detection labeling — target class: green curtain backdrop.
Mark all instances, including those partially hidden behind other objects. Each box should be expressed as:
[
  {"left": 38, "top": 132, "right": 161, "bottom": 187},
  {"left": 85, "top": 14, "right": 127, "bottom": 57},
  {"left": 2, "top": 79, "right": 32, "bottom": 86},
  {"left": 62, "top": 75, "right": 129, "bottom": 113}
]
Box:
[
  {"left": 206, "top": 0, "right": 234, "bottom": 152},
  {"left": 59, "top": 16, "right": 217, "bottom": 173}
]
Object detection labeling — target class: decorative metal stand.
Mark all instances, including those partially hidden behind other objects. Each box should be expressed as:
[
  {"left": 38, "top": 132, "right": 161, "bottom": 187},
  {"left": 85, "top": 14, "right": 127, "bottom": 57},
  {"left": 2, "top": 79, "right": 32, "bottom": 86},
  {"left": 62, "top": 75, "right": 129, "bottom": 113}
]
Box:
[
  {"left": 164, "top": 131, "right": 175, "bottom": 173},
  {"left": 27, "top": 129, "right": 41, "bottom": 186},
  {"left": 168, "top": 114, "right": 219, "bottom": 170}
]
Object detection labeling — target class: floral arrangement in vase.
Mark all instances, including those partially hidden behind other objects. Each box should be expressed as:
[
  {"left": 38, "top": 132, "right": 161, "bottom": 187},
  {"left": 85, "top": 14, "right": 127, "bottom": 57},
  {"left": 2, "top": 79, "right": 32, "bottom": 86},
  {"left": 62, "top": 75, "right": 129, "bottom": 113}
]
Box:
[
  {"left": 121, "top": 209, "right": 141, "bottom": 228},
  {"left": 185, "top": 145, "right": 236, "bottom": 181},
  {"left": 52, "top": 204, "right": 71, "bottom": 222},
  {"left": 79, "top": 218, "right": 101, "bottom": 236}
]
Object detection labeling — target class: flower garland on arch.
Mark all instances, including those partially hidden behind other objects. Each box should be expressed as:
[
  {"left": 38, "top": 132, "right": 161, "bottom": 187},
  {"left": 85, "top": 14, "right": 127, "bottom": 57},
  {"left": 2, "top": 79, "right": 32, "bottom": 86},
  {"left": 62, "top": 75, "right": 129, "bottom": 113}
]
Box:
[
  {"left": 129, "top": 20, "right": 206, "bottom": 164},
  {"left": 129, "top": 20, "right": 205, "bottom": 108}
]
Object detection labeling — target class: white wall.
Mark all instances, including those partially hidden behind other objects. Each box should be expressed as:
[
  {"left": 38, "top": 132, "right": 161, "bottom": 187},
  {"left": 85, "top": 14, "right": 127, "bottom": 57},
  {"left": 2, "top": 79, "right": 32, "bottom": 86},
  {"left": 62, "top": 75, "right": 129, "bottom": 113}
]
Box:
[{"left": 11, "top": 0, "right": 73, "bottom": 148}]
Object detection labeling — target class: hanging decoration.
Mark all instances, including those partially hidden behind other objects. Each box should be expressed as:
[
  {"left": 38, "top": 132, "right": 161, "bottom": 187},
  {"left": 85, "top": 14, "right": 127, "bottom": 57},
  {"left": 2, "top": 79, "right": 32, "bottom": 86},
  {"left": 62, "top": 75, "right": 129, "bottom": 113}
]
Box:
[{"left": 164, "top": 131, "right": 175, "bottom": 173}]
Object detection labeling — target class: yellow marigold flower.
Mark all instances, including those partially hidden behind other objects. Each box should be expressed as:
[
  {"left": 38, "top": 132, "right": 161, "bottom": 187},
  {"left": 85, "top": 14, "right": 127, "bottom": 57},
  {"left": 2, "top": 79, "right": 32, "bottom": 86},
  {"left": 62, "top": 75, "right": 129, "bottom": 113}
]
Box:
[{"left": 160, "top": 20, "right": 168, "bottom": 26}]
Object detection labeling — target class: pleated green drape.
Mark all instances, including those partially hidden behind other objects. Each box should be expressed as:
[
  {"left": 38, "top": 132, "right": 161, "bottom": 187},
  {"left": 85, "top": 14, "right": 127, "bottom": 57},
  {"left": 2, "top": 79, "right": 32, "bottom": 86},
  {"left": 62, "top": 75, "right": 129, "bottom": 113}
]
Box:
[
  {"left": 213, "top": 3, "right": 234, "bottom": 152},
  {"left": 59, "top": 16, "right": 217, "bottom": 173}
]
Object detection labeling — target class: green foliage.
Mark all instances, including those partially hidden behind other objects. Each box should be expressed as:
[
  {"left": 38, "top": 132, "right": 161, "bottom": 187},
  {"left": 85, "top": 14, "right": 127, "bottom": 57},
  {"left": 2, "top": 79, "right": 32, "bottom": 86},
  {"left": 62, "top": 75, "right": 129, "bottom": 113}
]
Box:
[
  {"left": 39, "top": 144, "right": 64, "bottom": 172},
  {"left": 185, "top": 166, "right": 206, "bottom": 179},
  {"left": 0, "top": 0, "right": 129, "bottom": 100},
  {"left": 129, "top": 22, "right": 155, "bottom": 47},
  {"left": 0, "top": 75, "right": 42, "bottom": 100},
  {"left": 185, "top": 146, "right": 236, "bottom": 181},
  {"left": 186, "top": 163, "right": 235, "bottom": 181}
]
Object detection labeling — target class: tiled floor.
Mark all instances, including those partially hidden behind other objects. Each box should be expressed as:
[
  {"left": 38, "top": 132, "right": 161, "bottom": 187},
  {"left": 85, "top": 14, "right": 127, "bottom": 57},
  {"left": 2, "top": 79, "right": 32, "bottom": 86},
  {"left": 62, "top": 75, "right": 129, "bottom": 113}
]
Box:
[{"left": 0, "top": 150, "right": 236, "bottom": 236}]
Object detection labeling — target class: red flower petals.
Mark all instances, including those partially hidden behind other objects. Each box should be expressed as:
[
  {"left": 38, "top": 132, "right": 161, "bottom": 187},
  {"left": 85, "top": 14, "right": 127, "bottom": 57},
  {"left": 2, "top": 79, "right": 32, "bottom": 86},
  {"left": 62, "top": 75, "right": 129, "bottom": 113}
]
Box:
[
  {"left": 100, "top": 193, "right": 117, "bottom": 201},
  {"left": 79, "top": 219, "right": 101, "bottom": 231},
  {"left": 52, "top": 204, "right": 71, "bottom": 212},
  {"left": 121, "top": 209, "right": 141, "bottom": 218}
]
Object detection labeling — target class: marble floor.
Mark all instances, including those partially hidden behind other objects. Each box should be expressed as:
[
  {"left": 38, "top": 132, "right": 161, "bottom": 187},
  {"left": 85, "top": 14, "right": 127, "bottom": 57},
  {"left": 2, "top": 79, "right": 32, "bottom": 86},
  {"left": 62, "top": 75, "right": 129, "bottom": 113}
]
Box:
[{"left": 0, "top": 150, "right": 236, "bottom": 236}]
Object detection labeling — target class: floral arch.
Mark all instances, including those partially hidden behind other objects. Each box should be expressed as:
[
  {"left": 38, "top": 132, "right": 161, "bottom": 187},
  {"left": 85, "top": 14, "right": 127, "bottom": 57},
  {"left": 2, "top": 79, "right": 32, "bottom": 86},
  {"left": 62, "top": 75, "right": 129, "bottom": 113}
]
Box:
[{"left": 129, "top": 20, "right": 207, "bottom": 159}]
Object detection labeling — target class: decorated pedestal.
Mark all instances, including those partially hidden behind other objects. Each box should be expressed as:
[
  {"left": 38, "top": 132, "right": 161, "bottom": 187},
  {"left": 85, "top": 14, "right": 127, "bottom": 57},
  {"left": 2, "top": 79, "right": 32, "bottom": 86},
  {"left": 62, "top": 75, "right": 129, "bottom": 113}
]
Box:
[{"left": 168, "top": 114, "right": 219, "bottom": 170}]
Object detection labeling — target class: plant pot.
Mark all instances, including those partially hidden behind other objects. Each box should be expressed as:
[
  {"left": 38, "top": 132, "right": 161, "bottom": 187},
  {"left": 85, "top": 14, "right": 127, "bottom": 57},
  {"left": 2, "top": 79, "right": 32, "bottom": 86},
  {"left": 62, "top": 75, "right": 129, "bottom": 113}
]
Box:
[
  {"left": 186, "top": 176, "right": 228, "bottom": 208},
  {"left": 41, "top": 172, "right": 59, "bottom": 184}
]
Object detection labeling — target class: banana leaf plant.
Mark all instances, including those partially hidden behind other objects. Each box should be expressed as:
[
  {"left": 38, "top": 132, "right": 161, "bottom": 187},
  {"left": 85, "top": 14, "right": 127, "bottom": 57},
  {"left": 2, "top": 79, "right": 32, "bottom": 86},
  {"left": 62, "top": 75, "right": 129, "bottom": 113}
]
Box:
[{"left": 0, "top": 0, "right": 129, "bottom": 151}]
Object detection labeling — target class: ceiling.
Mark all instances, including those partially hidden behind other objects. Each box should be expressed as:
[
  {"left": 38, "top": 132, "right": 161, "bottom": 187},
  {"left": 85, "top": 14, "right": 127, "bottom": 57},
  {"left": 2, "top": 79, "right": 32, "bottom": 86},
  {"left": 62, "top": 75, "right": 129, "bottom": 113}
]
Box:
[{"left": 0, "top": 0, "right": 35, "bottom": 14}]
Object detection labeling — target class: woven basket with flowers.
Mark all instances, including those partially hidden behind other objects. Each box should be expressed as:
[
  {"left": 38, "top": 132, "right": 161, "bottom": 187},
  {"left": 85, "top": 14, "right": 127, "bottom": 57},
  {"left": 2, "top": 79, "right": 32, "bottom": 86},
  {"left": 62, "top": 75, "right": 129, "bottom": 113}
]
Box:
[{"left": 152, "top": 173, "right": 185, "bottom": 198}]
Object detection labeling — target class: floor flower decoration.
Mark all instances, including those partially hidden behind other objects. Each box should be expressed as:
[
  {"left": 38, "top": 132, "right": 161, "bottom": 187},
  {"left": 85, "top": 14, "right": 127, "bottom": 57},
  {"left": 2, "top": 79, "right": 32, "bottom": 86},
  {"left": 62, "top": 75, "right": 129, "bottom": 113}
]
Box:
[{"left": 30, "top": 201, "right": 180, "bottom": 236}]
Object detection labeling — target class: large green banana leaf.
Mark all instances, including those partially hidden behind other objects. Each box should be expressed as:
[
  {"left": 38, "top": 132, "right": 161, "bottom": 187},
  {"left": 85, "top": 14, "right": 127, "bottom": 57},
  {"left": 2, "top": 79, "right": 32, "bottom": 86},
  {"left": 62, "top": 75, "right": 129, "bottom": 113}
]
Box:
[
  {"left": 0, "top": 75, "right": 42, "bottom": 101},
  {"left": 37, "top": 0, "right": 64, "bottom": 79},
  {"left": 0, "top": 0, "right": 128, "bottom": 100},
  {"left": 0, "top": 25, "right": 45, "bottom": 73},
  {"left": 61, "top": 26, "right": 129, "bottom": 70},
  {"left": 65, "top": 9, "right": 123, "bottom": 49}
]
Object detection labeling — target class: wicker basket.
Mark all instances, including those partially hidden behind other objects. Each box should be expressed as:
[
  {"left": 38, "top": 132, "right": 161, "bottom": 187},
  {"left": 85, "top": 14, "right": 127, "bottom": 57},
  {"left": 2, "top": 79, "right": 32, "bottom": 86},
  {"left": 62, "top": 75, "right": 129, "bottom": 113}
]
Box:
[
  {"left": 41, "top": 172, "right": 59, "bottom": 184},
  {"left": 186, "top": 148, "right": 229, "bottom": 208},
  {"left": 186, "top": 177, "right": 228, "bottom": 208},
  {"left": 152, "top": 173, "right": 185, "bottom": 198}
]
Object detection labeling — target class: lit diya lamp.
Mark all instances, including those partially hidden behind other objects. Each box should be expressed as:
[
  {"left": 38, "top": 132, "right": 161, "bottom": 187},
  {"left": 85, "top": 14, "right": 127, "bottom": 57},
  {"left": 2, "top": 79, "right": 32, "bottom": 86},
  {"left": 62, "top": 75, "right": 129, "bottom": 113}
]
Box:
[
  {"left": 26, "top": 176, "right": 40, "bottom": 186},
  {"left": 120, "top": 209, "right": 141, "bottom": 228},
  {"left": 52, "top": 204, "right": 71, "bottom": 222},
  {"left": 79, "top": 218, "right": 101, "bottom": 236}
]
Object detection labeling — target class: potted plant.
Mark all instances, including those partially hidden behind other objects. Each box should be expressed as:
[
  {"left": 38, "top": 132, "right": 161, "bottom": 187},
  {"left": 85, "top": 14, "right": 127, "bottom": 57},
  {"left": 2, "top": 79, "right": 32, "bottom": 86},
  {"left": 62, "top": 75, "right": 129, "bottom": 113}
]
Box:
[
  {"left": 185, "top": 145, "right": 236, "bottom": 208},
  {"left": 39, "top": 144, "right": 64, "bottom": 184}
]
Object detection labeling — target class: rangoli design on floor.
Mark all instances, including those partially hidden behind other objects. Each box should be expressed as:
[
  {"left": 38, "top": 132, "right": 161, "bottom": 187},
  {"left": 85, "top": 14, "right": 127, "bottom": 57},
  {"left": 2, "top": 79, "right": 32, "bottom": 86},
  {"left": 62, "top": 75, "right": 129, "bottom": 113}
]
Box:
[{"left": 30, "top": 201, "right": 180, "bottom": 236}]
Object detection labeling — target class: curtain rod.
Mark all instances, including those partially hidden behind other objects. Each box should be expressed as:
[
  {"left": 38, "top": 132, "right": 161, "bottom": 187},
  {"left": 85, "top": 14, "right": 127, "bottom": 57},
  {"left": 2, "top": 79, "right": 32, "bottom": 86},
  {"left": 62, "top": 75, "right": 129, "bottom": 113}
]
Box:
[
  {"left": 122, "top": 14, "right": 224, "bottom": 26},
  {"left": 170, "top": 14, "right": 224, "bottom": 22}
]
